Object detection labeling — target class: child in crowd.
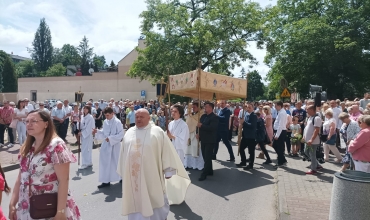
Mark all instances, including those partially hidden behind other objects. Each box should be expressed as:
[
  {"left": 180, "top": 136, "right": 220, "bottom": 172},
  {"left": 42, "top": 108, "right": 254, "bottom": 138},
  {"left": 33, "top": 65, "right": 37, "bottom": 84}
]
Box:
[
  {"left": 0, "top": 164, "right": 11, "bottom": 220},
  {"left": 290, "top": 116, "right": 302, "bottom": 156}
]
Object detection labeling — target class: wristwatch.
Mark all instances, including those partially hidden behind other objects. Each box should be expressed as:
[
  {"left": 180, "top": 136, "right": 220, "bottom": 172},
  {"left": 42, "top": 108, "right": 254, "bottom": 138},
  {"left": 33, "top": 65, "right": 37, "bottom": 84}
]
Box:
[{"left": 57, "top": 209, "right": 65, "bottom": 214}]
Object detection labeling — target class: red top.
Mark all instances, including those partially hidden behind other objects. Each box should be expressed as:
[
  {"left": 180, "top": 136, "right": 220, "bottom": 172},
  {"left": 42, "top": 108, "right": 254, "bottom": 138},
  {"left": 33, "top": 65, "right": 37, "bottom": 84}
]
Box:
[
  {"left": 0, "top": 106, "right": 14, "bottom": 124},
  {"left": 234, "top": 108, "right": 241, "bottom": 117},
  {"left": 0, "top": 174, "right": 4, "bottom": 191},
  {"left": 75, "top": 72, "right": 82, "bottom": 76}
]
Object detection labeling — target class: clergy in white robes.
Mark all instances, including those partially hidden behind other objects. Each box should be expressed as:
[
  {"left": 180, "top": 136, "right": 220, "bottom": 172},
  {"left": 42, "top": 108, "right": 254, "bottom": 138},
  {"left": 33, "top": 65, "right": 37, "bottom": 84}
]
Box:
[
  {"left": 93, "top": 106, "right": 124, "bottom": 188},
  {"left": 78, "top": 106, "right": 95, "bottom": 169},
  {"left": 167, "top": 104, "right": 189, "bottom": 165},
  {"left": 117, "top": 109, "right": 190, "bottom": 220},
  {"left": 184, "top": 102, "right": 205, "bottom": 170}
]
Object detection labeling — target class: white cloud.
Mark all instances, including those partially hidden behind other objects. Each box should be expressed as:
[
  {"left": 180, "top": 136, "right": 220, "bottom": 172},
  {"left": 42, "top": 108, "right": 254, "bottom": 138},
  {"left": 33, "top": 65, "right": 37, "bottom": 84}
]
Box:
[{"left": 0, "top": 0, "right": 276, "bottom": 79}]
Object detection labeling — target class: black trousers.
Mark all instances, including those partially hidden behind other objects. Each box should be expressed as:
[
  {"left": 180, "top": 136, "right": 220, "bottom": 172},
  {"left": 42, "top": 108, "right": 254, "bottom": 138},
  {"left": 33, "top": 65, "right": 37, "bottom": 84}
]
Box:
[
  {"left": 214, "top": 132, "right": 235, "bottom": 160},
  {"left": 53, "top": 120, "right": 63, "bottom": 138},
  {"left": 0, "top": 124, "right": 14, "bottom": 144},
  {"left": 240, "top": 138, "right": 257, "bottom": 167},
  {"left": 201, "top": 142, "right": 214, "bottom": 177},
  {"left": 273, "top": 130, "right": 287, "bottom": 165},
  {"left": 61, "top": 118, "right": 69, "bottom": 140},
  {"left": 285, "top": 132, "right": 292, "bottom": 153},
  {"left": 258, "top": 141, "right": 271, "bottom": 161}
]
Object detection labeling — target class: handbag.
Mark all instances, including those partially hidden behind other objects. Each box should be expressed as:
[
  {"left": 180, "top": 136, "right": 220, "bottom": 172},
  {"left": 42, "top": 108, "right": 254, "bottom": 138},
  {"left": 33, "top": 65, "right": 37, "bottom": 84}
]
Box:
[
  {"left": 27, "top": 155, "right": 58, "bottom": 219},
  {"left": 9, "top": 119, "right": 18, "bottom": 129},
  {"left": 263, "top": 127, "right": 271, "bottom": 145}
]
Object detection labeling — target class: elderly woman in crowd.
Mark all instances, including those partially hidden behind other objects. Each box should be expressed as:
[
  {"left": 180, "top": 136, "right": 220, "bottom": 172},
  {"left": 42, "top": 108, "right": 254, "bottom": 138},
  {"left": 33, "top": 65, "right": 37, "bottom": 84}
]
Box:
[
  {"left": 339, "top": 112, "right": 361, "bottom": 171},
  {"left": 322, "top": 109, "right": 342, "bottom": 162},
  {"left": 348, "top": 115, "right": 370, "bottom": 173}
]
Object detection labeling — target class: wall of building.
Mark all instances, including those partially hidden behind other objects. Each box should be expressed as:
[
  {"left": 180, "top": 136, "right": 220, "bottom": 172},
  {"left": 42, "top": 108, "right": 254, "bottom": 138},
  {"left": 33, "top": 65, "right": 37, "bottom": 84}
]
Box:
[
  {"left": 0, "top": 93, "right": 18, "bottom": 103},
  {"left": 18, "top": 71, "right": 156, "bottom": 102}
]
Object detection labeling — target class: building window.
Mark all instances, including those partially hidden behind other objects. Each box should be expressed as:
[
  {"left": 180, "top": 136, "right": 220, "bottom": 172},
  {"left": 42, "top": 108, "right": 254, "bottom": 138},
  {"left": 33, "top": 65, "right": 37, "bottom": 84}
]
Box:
[{"left": 31, "top": 90, "right": 37, "bottom": 102}]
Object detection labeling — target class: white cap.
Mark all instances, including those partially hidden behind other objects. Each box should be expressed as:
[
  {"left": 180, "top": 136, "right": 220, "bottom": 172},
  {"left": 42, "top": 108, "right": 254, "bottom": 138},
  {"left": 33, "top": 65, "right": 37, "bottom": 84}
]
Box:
[{"left": 56, "top": 101, "right": 63, "bottom": 104}]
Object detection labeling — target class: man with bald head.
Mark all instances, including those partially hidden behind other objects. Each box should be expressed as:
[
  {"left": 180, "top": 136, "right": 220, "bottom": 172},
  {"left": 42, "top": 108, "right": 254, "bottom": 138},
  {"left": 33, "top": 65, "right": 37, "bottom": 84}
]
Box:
[
  {"left": 117, "top": 108, "right": 190, "bottom": 220},
  {"left": 93, "top": 106, "right": 124, "bottom": 188}
]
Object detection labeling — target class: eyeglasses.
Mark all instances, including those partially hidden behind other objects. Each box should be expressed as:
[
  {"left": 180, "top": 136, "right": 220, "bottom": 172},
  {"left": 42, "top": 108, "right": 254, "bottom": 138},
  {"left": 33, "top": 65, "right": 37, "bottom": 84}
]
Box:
[{"left": 25, "top": 119, "right": 42, "bottom": 125}]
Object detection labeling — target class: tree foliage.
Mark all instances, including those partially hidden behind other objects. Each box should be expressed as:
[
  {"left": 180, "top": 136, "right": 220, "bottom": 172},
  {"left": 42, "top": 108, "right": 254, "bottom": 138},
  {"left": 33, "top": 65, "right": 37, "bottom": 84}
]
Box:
[
  {"left": 40, "top": 63, "right": 66, "bottom": 77},
  {"left": 128, "top": 0, "right": 263, "bottom": 82},
  {"left": 77, "top": 36, "right": 94, "bottom": 75},
  {"left": 92, "top": 55, "right": 106, "bottom": 72},
  {"left": 0, "top": 51, "right": 17, "bottom": 92},
  {"left": 15, "top": 60, "right": 37, "bottom": 78},
  {"left": 108, "top": 60, "right": 116, "bottom": 71},
  {"left": 246, "top": 70, "right": 264, "bottom": 101},
  {"left": 53, "top": 44, "right": 81, "bottom": 67},
  {"left": 264, "top": 0, "right": 370, "bottom": 99},
  {"left": 29, "top": 18, "right": 53, "bottom": 72},
  {"left": 239, "top": 67, "right": 246, "bottom": 79}
]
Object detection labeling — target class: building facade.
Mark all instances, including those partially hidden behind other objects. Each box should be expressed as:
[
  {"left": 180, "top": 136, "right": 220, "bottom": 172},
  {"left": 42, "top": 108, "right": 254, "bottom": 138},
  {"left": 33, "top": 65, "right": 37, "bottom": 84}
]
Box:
[{"left": 17, "top": 39, "right": 156, "bottom": 102}]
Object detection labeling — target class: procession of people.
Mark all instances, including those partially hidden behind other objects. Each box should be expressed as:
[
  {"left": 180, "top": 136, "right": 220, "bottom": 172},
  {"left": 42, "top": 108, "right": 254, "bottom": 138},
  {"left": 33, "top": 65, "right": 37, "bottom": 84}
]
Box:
[{"left": 1, "top": 93, "right": 370, "bottom": 219}]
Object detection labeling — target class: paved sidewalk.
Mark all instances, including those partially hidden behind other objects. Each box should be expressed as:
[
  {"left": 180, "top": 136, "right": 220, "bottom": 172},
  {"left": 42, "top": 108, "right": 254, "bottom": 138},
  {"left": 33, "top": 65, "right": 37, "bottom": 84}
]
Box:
[{"left": 275, "top": 152, "right": 341, "bottom": 220}]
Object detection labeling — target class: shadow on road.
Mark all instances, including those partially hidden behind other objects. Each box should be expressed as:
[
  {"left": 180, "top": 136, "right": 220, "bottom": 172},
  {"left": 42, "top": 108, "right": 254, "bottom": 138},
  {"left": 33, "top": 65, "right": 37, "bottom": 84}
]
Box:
[
  {"left": 187, "top": 165, "right": 274, "bottom": 200},
  {"left": 71, "top": 167, "right": 95, "bottom": 180},
  {"left": 171, "top": 202, "right": 203, "bottom": 220},
  {"left": 92, "top": 182, "right": 122, "bottom": 202}
]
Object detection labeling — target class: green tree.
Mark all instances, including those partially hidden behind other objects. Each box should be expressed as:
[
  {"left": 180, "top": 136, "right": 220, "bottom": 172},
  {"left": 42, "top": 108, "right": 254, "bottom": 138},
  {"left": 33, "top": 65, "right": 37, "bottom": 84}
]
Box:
[
  {"left": 108, "top": 60, "right": 116, "bottom": 71},
  {"left": 0, "top": 51, "right": 17, "bottom": 92},
  {"left": 41, "top": 63, "right": 66, "bottom": 77},
  {"left": 239, "top": 67, "right": 246, "bottom": 79},
  {"left": 264, "top": 0, "right": 370, "bottom": 99},
  {"left": 247, "top": 70, "right": 264, "bottom": 101},
  {"left": 77, "top": 36, "right": 94, "bottom": 75},
  {"left": 29, "top": 18, "right": 53, "bottom": 72},
  {"left": 15, "top": 60, "right": 37, "bottom": 77},
  {"left": 53, "top": 44, "right": 81, "bottom": 67},
  {"left": 128, "top": 0, "right": 263, "bottom": 82},
  {"left": 93, "top": 55, "right": 106, "bottom": 71}
]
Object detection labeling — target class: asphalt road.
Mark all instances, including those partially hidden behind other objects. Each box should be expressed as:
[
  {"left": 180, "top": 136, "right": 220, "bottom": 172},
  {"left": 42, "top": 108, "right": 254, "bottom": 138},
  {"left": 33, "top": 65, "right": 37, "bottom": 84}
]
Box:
[{"left": 2, "top": 139, "right": 277, "bottom": 220}]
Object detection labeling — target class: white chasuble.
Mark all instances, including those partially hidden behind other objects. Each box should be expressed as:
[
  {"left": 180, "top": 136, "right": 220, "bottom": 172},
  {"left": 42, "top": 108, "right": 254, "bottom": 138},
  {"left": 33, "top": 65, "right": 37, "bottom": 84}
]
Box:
[
  {"left": 184, "top": 110, "right": 205, "bottom": 170},
  {"left": 117, "top": 123, "right": 190, "bottom": 218},
  {"left": 95, "top": 116, "right": 124, "bottom": 183},
  {"left": 168, "top": 119, "right": 189, "bottom": 164}
]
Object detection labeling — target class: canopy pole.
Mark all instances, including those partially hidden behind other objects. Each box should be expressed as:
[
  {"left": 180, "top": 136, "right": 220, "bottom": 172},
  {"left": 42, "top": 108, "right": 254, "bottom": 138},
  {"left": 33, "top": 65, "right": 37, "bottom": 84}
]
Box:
[
  {"left": 237, "top": 75, "right": 248, "bottom": 155},
  {"left": 197, "top": 60, "right": 202, "bottom": 157},
  {"left": 167, "top": 68, "right": 171, "bottom": 107}
]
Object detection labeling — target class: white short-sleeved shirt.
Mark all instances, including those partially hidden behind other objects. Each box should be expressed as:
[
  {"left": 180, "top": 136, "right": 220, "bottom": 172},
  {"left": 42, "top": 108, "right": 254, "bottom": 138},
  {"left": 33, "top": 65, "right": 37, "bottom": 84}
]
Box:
[
  {"left": 304, "top": 116, "right": 322, "bottom": 145},
  {"left": 14, "top": 108, "right": 28, "bottom": 121}
]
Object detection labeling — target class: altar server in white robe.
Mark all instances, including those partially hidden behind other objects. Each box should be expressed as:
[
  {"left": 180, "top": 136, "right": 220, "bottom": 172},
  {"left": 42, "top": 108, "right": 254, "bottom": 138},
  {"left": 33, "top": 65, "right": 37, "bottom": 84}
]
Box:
[
  {"left": 93, "top": 106, "right": 124, "bottom": 188},
  {"left": 167, "top": 104, "right": 189, "bottom": 165},
  {"left": 184, "top": 102, "right": 205, "bottom": 170},
  {"left": 78, "top": 105, "right": 95, "bottom": 170},
  {"left": 117, "top": 109, "right": 190, "bottom": 220}
]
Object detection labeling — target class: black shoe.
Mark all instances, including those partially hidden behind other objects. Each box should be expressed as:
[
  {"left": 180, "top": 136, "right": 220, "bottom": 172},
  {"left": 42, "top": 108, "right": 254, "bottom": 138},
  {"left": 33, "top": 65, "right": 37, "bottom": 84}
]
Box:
[
  {"left": 119, "top": 179, "right": 122, "bottom": 183},
  {"left": 212, "top": 156, "right": 217, "bottom": 160},
  {"left": 98, "top": 182, "right": 110, "bottom": 188},
  {"left": 263, "top": 160, "right": 272, "bottom": 164},
  {"left": 243, "top": 165, "right": 253, "bottom": 170},
  {"left": 236, "top": 162, "right": 246, "bottom": 167},
  {"left": 207, "top": 172, "right": 213, "bottom": 176},
  {"left": 227, "top": 158, "right": 235, "bottom": 162},
  {"left": 198, "top": 176, "right": 207, "bottom": 181}
]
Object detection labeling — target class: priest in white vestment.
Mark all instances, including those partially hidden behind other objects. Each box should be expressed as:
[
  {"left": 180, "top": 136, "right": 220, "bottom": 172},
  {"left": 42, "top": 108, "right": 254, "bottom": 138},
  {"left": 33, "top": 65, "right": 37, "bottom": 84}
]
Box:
[
  {"left": 167, "top": 104, "right": 189, "bottom": 165},
  {"left": 93, "top": 106, "right": 124, "bottom": 188},
  {"left": 184, "top": 102, "right": 205, "bottom": 170},
  {"left": 117, "top": 109, "right": 190, "bottom": 220},
  {"left": 78, "top": 105, "right": 95, "bottom": 169}
]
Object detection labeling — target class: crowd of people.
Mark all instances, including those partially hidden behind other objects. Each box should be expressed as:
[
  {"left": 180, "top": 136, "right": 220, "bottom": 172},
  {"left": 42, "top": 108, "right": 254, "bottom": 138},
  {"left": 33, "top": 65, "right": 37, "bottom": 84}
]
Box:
[{"left": 0, "top": 92, "right": 370, "bottom": 219}]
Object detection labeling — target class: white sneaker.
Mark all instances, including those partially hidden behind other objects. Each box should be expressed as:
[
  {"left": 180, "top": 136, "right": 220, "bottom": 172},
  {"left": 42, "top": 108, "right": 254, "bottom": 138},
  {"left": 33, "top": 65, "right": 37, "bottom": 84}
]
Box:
[
  {"left": 8, "top": 143, "right": 13, "bottom": 148},
  {"left": 78, "top": 165, "right": 87, "bottom": 170}
]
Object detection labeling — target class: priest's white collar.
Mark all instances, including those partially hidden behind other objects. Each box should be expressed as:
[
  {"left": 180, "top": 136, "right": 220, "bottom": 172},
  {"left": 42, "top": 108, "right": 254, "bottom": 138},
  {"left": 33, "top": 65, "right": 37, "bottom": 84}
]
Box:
[{"left": 136, "top": 123, "right": 152, "bottom": 130}]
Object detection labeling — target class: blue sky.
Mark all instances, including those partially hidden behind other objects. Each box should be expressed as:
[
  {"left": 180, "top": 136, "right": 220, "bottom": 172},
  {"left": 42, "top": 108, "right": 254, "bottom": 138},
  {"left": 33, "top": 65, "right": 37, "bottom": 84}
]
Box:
[{"left": 0, "top": 0, "right": 276, "bottom": 79}]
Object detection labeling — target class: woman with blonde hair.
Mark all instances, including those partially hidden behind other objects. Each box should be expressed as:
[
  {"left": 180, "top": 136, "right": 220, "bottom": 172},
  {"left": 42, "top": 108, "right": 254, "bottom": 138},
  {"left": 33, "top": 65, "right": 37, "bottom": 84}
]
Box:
[
  {"left": 263, "top": 106, "right": 273, "bottom": 143},
  {"left": 8, "top": 110, "right": 80, "bottom": 220},
  {"left": 322, "top": 109, "right": 343, "bottom": 162}
]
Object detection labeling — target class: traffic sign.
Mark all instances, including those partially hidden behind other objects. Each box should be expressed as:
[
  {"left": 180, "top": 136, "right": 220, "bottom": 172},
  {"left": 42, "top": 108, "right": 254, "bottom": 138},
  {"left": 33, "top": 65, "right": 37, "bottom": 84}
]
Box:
[{"left": 280, "top": 88, "right": 291, "bottom": 98}]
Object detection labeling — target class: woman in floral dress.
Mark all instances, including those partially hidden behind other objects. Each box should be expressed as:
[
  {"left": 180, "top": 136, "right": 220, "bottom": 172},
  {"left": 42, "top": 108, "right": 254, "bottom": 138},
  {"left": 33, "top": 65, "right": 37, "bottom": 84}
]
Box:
[{"left": 8, "top": 110, "right": 81, "bottom": 220}]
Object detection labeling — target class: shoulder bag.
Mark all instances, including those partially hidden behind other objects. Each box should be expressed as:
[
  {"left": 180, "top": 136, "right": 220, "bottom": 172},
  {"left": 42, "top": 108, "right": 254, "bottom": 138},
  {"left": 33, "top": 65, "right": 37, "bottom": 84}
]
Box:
[
  {"left": 9, "top": 119, "right": 18, "bottom": 129},
  {"left": 28, "top": 154, "right": 58, "bottom": 219}
]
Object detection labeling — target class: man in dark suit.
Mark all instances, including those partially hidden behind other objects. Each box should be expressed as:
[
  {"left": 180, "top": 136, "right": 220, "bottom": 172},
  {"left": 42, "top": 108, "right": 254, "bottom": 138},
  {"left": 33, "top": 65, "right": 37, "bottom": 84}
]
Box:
[
  {"left": 197, "top": 102, "right": 219, "bottom": 181},
  {"left": 236, "top": 103, "right": 257, "bottom": 170},
  {"left": 213, "top": 100, "right": 235, "bottom": 161}
]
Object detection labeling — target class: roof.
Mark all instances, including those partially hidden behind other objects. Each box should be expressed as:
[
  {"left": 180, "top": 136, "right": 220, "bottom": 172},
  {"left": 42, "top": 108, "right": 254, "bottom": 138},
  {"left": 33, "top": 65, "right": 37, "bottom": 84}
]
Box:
[{"left": 8, "top": 54, "right": 31, "bottom": 61}]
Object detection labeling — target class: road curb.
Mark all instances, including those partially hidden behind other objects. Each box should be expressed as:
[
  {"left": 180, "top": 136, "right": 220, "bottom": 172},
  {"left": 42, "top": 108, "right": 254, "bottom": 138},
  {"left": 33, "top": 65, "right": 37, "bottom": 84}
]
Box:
[
  {"left": 3, "top": 144, "right": 100, "bottom": 173},
  {"left": 277, "top": 169, "right": 290, "bottom": 220}
]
